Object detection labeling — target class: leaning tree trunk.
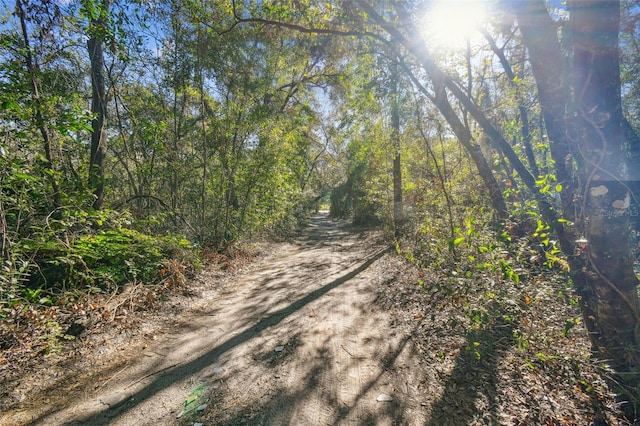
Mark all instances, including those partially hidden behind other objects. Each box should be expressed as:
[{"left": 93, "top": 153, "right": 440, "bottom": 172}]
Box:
[
  {"left": 16, "top": 0, "right": 61, "bottom": 210},
  {"left": 513, "top": 0, "right": 640, "bottom": 408},
  {"left": 361, "top": 1, "right": 510, "bottom": 221}
]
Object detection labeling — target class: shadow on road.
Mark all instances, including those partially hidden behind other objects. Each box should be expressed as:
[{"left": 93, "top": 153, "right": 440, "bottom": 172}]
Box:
[
  {"left": 58, "top": 242, "right": 392, "bottom": 425},
  {"left": 213, "top": 329, "right": 416, "bottom": 426}
]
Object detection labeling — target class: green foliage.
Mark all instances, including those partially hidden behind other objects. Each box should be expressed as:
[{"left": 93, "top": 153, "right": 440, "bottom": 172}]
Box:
[
  {"left": 34, "top": 223, "right": 193, "bottom": 291},
  {"left": 5, "top": 2, "right": 624, "bottom": 406},
  {"left": 60, "top": 230, "right": 165, "bottom": 288},
  {"left": 0, "top": 0, "right": 335, "bottom": 336},
  {"left": 2, "top": 206, "right": 198, "bottom": 306},
  {"left": 329, "top": 132, "right": 386, "bottom": 225}
]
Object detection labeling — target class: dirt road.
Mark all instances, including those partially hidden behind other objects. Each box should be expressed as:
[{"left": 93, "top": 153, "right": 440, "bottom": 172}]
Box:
[
  {"left": 20, "top": 213, "right": 430, "bottom": 425},
  {"left": 4, "top": 212, "right": 622, "bottom": 425}
]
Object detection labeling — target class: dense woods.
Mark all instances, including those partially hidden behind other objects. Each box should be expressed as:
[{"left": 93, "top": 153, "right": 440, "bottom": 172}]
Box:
[{"left": 2, "top": 0, "right": 640, "bottom": 420}]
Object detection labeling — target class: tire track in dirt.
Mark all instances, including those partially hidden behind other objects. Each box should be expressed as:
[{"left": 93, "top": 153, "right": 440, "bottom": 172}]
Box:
[{"left": 21, "top": 212, "right": 428, "bottom": 425}]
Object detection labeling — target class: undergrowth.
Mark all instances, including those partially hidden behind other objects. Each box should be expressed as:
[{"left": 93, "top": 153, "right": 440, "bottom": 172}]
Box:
[
  {"left": 400, "top": 205, "right": 578, "bottom": 349},
  {"left": 394, "top": 205, "right": 624, "bottom": 423},
  {"left": 0, "top": 208, "right": 203, "bottom": 357}
]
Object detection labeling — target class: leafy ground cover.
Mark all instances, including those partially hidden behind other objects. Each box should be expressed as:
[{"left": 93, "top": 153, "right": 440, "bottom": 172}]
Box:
[{"left": 371, "top": 252, "right": 625, "bottom": 425}]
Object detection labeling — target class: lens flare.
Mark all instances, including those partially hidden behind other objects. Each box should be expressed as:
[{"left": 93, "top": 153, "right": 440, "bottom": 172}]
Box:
[{"left": 419, "top": 0, "right": 488, "bottom": 51}]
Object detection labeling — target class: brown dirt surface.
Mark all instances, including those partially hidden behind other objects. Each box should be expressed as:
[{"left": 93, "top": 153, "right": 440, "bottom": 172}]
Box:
[{"left": 0, "top": 212, "right": 630, "bottom": 425}]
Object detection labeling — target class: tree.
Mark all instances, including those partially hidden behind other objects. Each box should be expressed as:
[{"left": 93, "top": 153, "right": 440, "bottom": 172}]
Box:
[
  {"left": 366, "top": 0, "right": 640, "bottom": 406},
  {"left": 390, "top": 57, "right": 404, "bottom": 236},
  {"left": 14, "top": 0, "right": 63, "bottom": 210},
  {"left": 511, "top": 0, "right": 640, "bottom": 407},
  {"left": 367, "top": 0, "right": 640, "bottom": 406},
  {"left": 84, "top": 0, "right": 112, "bottom": 210}
]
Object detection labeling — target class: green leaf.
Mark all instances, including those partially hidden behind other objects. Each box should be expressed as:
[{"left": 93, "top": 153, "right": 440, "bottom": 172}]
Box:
[
  {"left": 563, "top": 319, "right": 576, "bottom": 337},
  {"left": 1, "top": 100, "right": 20, "bottom": 112},
  {"left": 13, "top": 172, "right": 35, "bottom": 181}
]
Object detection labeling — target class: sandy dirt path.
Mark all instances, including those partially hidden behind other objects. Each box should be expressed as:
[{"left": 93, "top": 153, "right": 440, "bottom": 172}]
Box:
[{"left": 18, "top": 213, "right": 430, "bottom": 425}]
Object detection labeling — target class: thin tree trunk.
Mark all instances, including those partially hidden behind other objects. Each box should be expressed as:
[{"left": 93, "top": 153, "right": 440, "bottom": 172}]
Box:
[
  {"left": 481, "top": 28, "right": 540, "bottom": 178},
  {"left": 390, "top": 60, "right": 403, "bottom": 237},
  {"left": 110, "top": 86, "right": 142, "bottom": 199},
  {"left": 87, "top": 0, "right": 111, "bottom": 210},
  {"left": 416, "top": 107, "right": 456, "bottom": 251},
  {"left": 432, "top": 85, "right": 508, "bottom": 220},
  {"left": 358, "top": 2, "right": 508, "bottom": 220},
  {"left": 197, "top": 25, "right": 208, "bottom": 231},
  {"left": 16, "top": 0, "right": 61, "bottom": 210}
]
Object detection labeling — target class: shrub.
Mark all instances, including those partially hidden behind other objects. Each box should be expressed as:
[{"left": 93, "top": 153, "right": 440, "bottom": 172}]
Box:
[{"left": 12, "top": 209, "right": 198, "bottom": 293}]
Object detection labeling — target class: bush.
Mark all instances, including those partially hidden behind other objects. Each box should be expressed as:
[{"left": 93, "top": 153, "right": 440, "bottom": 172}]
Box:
[
  {"left": 6, "top": 209, "right": 199, "bottom": 294},
  {"left": 32, "top": 228, "right": 193, "bottom": 291}
]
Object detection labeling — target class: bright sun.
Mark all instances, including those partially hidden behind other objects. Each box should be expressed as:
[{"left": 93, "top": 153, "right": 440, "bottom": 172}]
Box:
[{"left": 420, "top": 0, "right": 488, "bottom": 51}]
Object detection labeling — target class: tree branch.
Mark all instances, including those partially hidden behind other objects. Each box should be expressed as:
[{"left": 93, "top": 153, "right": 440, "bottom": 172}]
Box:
[{"left": 217, "top": 0, "right": 390, "bottom": 46}]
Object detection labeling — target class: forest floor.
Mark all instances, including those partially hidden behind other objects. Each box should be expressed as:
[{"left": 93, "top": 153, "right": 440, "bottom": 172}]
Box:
[{"left": 0, "top": 212, "right": 633, "bottom": 425}]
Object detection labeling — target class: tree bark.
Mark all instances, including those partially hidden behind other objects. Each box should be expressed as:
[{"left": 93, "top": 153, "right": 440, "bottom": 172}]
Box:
[
  {"left": 570, "top": 0, "right": 640, "bottom": 391},
  {"left": 390, "top": 60, "right": 403, "bottom": 237},
  {"left": 508, "top": 0, "right": 575, "bottom": 220},
  {"left": 513, "top": 0, "right": 640, "bottom": 406},
  {"left": 87, "top": 0, "right": 111, "bottom": 210}
]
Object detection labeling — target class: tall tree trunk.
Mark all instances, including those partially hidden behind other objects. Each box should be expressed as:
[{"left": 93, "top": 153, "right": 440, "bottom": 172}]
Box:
[
  {"left": 390, "top": 60, "right": 403, "bottom": 237},
  {"left": 16, "top": 0, "right": 61, "bottom": 210},
  {"left": 513, "top": 0, "right": 640, "bottom": 408},
  {"left": 569, "top": 0, "right": 640, "bottom": 396},
  {"left": 87, "top": 0, "right": 111, "bottom": 210}
]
